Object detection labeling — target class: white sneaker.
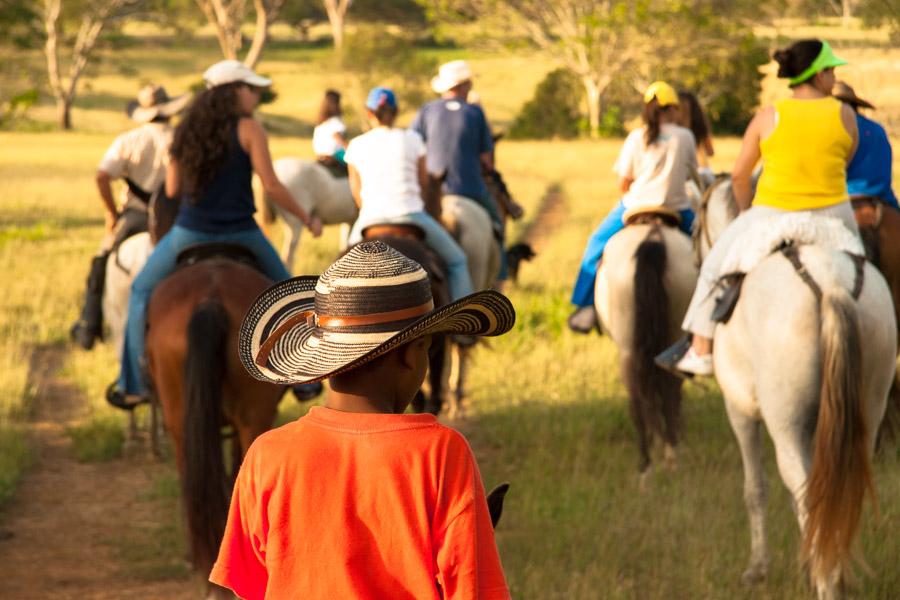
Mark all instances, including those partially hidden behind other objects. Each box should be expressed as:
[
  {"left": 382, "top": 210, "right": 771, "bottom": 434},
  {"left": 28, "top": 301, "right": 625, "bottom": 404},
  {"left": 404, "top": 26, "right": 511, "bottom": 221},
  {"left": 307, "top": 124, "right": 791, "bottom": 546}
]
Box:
[{"left": 675, "top": 347, "right": 714, "bottom": 376}]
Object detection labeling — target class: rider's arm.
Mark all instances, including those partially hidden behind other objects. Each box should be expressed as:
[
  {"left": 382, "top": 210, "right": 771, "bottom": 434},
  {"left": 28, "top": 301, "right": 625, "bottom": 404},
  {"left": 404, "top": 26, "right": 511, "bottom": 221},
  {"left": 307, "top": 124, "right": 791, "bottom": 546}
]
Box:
[
  {"left": 619, "top": 177, "right": 634, "bottom": 193},
  {"left": 840, "top": 103, "right": 859, "bottom": 164},
  {"left": 166, "top": 160, "right": 181, "bottom": 198},
  {"left": 732, "top": 108, "right": 766, "bottom": 211},
  {"left": 96, "top": 170, "right": 118, "bottom": 234},
  {"left": 239, "top": 118, "right": 322, "bottom": 237},
  {"left": 348, "top": 164, "right": 363, "bottom": 209}
]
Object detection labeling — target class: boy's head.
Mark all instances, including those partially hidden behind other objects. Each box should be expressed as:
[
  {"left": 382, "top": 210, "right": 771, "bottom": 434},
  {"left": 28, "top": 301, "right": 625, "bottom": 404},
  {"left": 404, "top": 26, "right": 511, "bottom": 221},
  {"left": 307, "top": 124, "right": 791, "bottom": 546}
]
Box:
[
  {"left": 330, "top": 335, "right": 432, "bottom": 413},
  {"left": 239, "top": 241, "right": 515, "bottom": 389}
]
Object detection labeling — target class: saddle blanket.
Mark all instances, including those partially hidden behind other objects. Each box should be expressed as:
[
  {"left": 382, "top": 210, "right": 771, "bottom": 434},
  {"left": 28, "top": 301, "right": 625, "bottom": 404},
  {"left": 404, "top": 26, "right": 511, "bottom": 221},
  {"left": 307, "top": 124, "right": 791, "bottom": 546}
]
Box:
[{"left": 720, "top": 212, "right": 863, "bottom": 275}]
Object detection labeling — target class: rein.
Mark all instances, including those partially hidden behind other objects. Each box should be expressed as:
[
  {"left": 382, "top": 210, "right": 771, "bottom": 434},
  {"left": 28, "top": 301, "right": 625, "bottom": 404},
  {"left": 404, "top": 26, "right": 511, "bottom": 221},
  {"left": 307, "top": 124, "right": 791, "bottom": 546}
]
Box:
[{"left": 780, "top": 244, "right": 866, "bottom": 303}]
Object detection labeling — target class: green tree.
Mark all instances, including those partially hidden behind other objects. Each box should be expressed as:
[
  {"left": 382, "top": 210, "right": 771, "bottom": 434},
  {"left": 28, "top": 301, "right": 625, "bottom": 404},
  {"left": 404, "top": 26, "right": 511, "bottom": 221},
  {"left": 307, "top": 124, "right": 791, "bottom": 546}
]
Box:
[
  {"left": 421, "top": 0, "right": 764, "bottom": 138},
  {"left": 509, "top": 68, "right": 584, "bottom": 140},
  {"left": 859, "top": 0, "right": 900, "bottom": 42}
]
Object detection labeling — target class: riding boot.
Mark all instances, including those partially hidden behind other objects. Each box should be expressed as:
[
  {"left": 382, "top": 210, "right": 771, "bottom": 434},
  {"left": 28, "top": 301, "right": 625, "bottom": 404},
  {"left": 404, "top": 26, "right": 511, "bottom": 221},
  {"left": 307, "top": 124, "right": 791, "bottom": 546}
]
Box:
[{"left": 70, "top": 253, "right": 108, "bottom": 350}]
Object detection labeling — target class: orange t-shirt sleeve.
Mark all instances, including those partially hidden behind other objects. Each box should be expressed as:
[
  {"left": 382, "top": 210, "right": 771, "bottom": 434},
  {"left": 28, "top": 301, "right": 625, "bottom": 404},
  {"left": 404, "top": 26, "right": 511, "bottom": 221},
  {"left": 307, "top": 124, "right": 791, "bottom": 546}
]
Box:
[
  {"left": 209, "top": 444, "right": 269, "bottom": 600},
  {"left": 434, "top": 440, "right": 510, "bottom": 600}
]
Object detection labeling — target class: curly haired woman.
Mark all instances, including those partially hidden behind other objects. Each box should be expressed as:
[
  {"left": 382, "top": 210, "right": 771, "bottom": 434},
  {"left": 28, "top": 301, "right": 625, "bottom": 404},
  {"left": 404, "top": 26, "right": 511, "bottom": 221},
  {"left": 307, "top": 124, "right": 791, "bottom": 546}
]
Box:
[{"left": 107, "top": 60, "right": 323, "bottom": 409}]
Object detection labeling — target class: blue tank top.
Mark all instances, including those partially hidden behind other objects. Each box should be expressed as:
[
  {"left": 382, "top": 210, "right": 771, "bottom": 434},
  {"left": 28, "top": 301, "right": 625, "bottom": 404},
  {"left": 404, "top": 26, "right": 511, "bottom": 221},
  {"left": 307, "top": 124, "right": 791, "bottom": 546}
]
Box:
[{"left": 175, "top": 120, "right": 257, "bottom": 233}]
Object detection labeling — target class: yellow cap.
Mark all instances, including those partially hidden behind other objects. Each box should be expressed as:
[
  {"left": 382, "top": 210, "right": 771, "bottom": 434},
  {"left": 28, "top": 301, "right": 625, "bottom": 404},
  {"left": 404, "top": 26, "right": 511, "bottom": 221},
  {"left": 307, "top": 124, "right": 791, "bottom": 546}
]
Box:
[{"left": 643, "top": 81, "right": 679, "bottom": 107}]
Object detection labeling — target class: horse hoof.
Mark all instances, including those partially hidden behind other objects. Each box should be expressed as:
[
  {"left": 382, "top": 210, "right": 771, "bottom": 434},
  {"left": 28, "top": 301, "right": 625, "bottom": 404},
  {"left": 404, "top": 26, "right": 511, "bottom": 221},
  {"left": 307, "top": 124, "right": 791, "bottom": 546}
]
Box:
[
  {"left": 638, "top": 469, "right": 652, "bottom": 492},
  {"left": 741, "top": 567, "right": 767, "bottom": 586}
]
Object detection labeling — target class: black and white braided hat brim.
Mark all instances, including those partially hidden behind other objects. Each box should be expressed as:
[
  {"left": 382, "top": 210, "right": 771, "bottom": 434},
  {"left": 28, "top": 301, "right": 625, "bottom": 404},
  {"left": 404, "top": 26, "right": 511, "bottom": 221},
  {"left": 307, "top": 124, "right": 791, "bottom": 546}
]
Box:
[{"left": 239, "top": 276, "right": 516, "bottom": 385}]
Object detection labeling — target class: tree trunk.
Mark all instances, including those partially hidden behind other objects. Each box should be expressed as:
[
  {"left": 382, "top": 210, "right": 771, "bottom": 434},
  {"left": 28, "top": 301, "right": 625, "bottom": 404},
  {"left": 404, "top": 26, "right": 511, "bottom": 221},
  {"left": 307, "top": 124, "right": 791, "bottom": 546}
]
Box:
[
  {"left": 842, "top": 0, "right": 852, "bottom": 27},
  {"left": 57, "top": 97, "right": 71, "bottom": 130},
  {"left": 243, "top": 0, "right": 270, "bottom": 68},
  {"left": 582, "top": 77, "right": 601, "bottom": 140},
  {"left": 324, "top": 0, "right": 351, "bottom": 50}
]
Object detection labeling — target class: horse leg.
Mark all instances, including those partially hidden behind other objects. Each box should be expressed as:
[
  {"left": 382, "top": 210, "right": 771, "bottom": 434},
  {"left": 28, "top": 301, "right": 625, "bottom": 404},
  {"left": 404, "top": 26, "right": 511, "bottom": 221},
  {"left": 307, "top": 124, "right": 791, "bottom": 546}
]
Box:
[
  {"left": 725, "top": 401, "right": 769, "bottom": 585},
  {"left": 280, "top": 219, "right": 301, "bottom": 271},
  {"left": 455, "top": 345, "right": 472, "bottom": 418},
  {"left": 338, "top": 222, "right": 351, "bottom": 252},
  {"left": 447, "top": 342, "right": 463, "bottom": 420}
]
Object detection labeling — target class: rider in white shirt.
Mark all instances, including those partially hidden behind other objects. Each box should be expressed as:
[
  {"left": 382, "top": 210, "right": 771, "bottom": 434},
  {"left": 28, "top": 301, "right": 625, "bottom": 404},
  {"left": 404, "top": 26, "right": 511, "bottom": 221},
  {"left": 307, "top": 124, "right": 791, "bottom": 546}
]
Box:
[
  {"left": 312, "top": 89, "right": 348, "bottom": 166},
  {"left": 345, "top": 87, "right": 474, "bottom": 302}
]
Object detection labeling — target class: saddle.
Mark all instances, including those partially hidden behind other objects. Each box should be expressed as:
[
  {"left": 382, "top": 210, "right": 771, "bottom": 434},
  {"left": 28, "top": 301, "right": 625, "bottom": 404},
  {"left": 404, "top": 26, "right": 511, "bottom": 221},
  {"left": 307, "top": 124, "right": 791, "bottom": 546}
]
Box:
[
  {"left": 623, "top": 205, "right": 682, "bottom": 229},
  {"left": 316, "top": 156, "right": 348, "bottom": 179},
  {"left": 175, "top": 242, "right": 262, "bottom": 272},
  {"left": 362, "top": 223, "right": 426, "bottom": 242},
  {"left": 711, "top": 213, "right": 867, "bottom": 324}
]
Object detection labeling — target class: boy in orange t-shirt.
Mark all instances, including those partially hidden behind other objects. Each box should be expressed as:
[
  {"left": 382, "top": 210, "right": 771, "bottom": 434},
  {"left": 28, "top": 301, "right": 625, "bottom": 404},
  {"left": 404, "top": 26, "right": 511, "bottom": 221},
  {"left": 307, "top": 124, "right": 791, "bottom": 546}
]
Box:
[{"left": 211, "top": 240, "right": 516, "bottom": 599}]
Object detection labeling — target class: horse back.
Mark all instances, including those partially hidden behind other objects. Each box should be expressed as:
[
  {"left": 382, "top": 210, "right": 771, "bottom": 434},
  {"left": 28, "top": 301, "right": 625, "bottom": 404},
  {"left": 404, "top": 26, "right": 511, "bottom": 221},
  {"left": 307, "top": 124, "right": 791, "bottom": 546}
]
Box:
[{"left": 595, "top": 225, "right": 697, "bottom": 346}]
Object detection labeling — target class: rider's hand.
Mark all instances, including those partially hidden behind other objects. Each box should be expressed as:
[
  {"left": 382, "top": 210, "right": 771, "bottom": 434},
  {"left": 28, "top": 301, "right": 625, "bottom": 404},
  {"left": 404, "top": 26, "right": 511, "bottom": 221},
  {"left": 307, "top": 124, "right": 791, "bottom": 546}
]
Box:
[
  {"left": 508, "top": 200, "right": 525, "bottom": 220},
  {"left": 104, "top": 211, "right": 119, "bottom": 235},
  {"left": 308, "top": 216, "right": 324, "bottom": 238}
]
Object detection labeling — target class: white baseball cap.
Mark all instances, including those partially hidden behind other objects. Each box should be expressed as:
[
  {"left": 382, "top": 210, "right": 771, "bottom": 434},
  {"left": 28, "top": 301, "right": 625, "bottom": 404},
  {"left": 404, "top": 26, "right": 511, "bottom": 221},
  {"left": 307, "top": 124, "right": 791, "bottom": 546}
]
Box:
[
  {"left": 203, "top": 60, "right": 272, "bottom": 89},
  {"left": 431, "top": 60, "right": 475, "bottom": 94}
]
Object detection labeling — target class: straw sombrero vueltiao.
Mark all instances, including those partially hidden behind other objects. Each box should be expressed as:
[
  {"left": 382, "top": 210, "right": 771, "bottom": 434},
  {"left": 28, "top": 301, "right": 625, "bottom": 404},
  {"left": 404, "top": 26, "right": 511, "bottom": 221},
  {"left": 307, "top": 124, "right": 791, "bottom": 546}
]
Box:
[{"left": 240, "top": 240, "right": 516, "bottom": 385}]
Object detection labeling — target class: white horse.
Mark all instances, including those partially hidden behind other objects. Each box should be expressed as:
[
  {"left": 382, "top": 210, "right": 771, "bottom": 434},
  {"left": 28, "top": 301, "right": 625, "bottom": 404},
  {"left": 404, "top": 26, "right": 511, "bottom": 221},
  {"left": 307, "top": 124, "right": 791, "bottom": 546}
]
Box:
[
  {"left": 439, "top": 194, "right": 502, "bottom": 419},
  {"left": 595, "top": 215, "right": 698, "bottom": 475},
  {"left": 103, "top": 232, "right": 153, "bottom": 358},
  {"left": 697, "top": 189, "right": 897, "bottom": 597},
  {"left": 262, "top": 158, "right": 358, "bottom": 270}
]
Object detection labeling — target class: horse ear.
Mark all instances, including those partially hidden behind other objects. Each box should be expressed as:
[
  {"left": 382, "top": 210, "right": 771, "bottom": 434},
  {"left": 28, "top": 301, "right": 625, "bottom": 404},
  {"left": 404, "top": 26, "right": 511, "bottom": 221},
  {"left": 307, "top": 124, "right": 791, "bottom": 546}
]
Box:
[
  {"left": 492, "top": 131, "right": 504, "bottom": 144},
  {"left": 486, "top": 482, "right": 510, "bottom": 529}
]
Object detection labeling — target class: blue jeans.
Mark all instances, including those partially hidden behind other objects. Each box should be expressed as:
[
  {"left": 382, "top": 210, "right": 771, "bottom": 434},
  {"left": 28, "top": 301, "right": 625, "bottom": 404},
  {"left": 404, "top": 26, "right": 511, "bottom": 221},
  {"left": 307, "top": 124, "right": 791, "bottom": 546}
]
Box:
[
  {"left": 570, "top": 201, "right": 695, "bottom": 308},
  {"left": 350, "top": 211, "right": 474, "bottom": 301},
  {"left": 118, "top": 224, "right": 291, "bottom": 395}
]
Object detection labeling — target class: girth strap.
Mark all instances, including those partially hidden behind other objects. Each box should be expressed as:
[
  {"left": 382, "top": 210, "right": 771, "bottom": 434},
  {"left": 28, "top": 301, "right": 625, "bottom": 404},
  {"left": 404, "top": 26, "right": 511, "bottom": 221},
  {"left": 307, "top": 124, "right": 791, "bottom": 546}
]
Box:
[{"left": 779, "top": 245, "right": 866, "bottom": 303}]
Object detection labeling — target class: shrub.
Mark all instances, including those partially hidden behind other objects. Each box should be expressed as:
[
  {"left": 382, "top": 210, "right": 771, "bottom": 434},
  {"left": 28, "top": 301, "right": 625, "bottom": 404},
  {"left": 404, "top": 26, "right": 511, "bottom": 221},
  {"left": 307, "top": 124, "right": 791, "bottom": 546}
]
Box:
[{"left": 509, "top": 68, "right": 584, "bottom": 140}]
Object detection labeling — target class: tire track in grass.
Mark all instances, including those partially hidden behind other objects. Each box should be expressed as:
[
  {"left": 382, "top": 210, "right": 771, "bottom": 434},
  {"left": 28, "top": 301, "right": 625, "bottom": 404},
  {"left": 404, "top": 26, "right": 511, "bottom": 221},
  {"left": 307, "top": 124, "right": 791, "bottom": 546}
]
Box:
[{"left": 0, "top": 344, "right": 198, "bottom": 599}]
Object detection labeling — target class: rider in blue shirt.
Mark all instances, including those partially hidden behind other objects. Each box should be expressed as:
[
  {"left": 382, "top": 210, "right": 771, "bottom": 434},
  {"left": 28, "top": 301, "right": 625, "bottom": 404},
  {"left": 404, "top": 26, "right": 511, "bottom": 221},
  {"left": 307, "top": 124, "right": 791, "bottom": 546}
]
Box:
[{"left": 834, "top": 81, "right": 899, "bottom": 210}]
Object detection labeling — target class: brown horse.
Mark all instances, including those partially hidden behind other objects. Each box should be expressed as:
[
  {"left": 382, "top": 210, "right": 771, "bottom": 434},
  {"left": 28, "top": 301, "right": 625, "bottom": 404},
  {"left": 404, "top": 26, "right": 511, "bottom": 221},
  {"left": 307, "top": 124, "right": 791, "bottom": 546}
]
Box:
[
  {"left": 357, "top": 226, "right": 451, "bottom": 415},
  {"left": 145, "top": 256, "right": 286, "bottom": 578}
]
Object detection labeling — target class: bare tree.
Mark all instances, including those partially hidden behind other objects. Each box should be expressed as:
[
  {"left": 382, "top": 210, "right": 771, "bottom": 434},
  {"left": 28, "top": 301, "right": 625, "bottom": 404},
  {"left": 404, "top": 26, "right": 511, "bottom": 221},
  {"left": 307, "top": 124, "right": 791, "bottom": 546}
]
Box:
[
  {"left": 323, "top": 0, "right": 352, "bottom": 49},
  {"left": 42, "top": 0, "right": 142, "bottom": 130},
  {"left": 194, "top": 0, "right": 285, "bottom": 67}
]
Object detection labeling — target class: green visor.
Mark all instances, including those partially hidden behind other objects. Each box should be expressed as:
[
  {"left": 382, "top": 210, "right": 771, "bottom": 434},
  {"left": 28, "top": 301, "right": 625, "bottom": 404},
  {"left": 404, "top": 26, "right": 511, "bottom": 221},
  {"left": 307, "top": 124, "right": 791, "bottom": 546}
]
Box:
[{"left": 789, "top": 41, "right": 847, "bottom": 86}]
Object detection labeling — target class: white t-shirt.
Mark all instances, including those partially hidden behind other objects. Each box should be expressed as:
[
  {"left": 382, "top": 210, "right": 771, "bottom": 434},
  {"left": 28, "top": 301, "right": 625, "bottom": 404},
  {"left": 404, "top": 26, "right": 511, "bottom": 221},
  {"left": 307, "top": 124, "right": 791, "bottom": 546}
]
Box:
[
  {"left": 614, "top": 123, "right": 697, "bottom": 211},
  {"left": 344, "top": 127, "right": 426, "bottom": 222},
  {"left": 97, "top": 122, "right": 173, "bottom": 205},
  {"left": 312, "top": 116, "right": 346, "bottom": 156}
]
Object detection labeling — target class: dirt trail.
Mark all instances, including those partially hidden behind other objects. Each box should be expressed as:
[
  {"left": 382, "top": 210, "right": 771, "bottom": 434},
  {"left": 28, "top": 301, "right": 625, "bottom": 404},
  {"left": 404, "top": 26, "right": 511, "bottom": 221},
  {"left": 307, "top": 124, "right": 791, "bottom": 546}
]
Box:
[
  {"left": 516, "top": 182, "right": 568, "bottom": 248},
  {"left": 0, "top": 346, "right": 198, "bottom": 599}
]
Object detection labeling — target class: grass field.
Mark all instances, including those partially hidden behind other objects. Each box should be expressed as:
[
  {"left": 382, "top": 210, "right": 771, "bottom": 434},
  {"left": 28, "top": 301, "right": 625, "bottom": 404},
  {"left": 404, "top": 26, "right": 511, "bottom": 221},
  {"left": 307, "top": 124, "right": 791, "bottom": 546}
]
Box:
[{"left": 2, "top": 21, "right": 900, "bottom": 598}]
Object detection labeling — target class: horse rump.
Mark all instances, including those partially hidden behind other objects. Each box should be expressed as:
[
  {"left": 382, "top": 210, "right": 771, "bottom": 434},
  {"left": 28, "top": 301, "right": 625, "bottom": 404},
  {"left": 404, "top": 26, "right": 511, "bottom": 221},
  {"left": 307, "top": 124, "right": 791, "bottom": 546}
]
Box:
[
  {"left": 626, "top": 233, "right": 682, "bottom": 468},
  {"left": 803, "top": 287, "right": 874, "bottom": 584},
  {"left": 183, "top": 299, "right": 231, "bottom": 572}
]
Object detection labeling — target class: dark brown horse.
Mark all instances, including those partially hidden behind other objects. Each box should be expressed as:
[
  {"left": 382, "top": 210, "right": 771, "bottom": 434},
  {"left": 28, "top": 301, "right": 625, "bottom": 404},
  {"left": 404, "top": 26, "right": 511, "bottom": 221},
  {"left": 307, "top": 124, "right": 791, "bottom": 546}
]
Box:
[
  {"left": 854, "top": 197, "right": 900, "bottom": 442},
  {"left": 145, "top": 256, "right": 286, "bottom": 578},
  {"left": 359, "top": 225, "right": 450, "bottom": 415}
]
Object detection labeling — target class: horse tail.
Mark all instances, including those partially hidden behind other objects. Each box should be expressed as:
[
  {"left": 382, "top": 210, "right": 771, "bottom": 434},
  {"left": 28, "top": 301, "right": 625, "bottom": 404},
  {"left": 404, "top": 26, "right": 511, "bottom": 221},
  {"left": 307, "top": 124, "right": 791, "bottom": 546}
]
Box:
[
  {"left": 627, "top": 229, "right": 681, "bottom": 459},
  {"left": 803, "top": 285, "right": 874, "bottom": 582},
  {"left": 182, "top": 299, "right": 230, "bottom": 572}
]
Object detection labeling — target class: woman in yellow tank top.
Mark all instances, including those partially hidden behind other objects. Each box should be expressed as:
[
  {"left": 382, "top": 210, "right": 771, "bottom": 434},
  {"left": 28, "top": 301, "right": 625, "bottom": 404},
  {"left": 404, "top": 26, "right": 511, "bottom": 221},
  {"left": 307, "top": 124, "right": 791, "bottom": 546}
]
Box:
[{"left": 657, "top": 39, "right": 859, "bottom": 377}]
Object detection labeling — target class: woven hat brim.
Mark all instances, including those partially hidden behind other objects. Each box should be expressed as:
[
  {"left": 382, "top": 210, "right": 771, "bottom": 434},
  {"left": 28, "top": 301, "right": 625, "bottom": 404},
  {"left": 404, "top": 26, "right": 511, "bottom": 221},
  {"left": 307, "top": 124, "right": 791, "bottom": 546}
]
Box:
[
  {"left": 239, "top": 277, "right": 515, "bottom": 385},
  {"left": 126, "top": 93, "right": 191, "bottom": 123}
]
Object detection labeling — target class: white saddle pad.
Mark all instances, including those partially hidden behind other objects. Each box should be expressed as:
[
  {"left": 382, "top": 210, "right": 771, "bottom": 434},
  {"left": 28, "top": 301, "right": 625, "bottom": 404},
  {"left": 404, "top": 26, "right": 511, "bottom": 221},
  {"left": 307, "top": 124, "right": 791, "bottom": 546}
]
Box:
[{"left": 720, "top": 212, "right": 863, "bottom": 275}]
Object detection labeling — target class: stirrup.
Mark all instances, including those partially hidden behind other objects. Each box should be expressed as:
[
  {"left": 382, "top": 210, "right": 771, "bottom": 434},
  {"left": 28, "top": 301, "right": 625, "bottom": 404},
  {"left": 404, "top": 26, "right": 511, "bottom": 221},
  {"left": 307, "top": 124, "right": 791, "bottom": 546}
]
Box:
[
  {"left": 654, "top": 337, "right": 694, "bottom": 380},
  {"left": 105, "top": 382, "right": 149, "bottom": 411}
]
